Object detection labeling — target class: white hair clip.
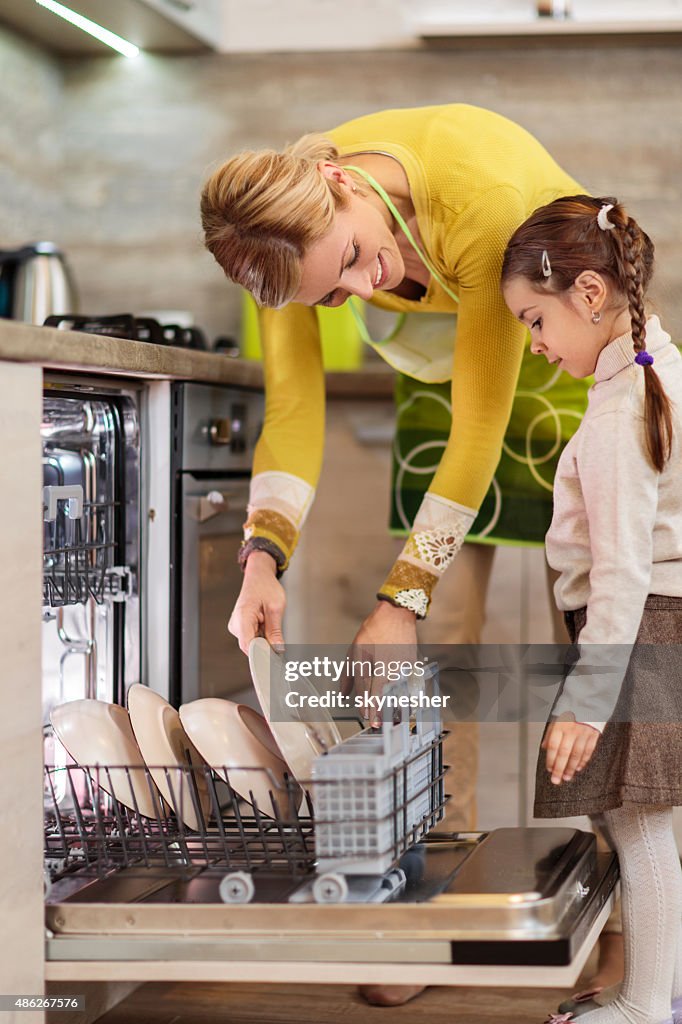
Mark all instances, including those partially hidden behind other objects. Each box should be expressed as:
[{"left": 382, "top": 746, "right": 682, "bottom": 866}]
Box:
[
  {"left": 541, "top": 250, "right": 552, "bottom": 278},
  {"left": 597, "top": 203, "right": 616, "bottom": 230}
]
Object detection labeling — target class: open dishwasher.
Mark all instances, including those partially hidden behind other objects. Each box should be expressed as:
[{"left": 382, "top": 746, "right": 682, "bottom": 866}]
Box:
[
  {"left": 43, "top": 699, "right": 618, "bottom": 989},
  {"left": 38, "top": 377, "right": 618, "bottom": 989}
]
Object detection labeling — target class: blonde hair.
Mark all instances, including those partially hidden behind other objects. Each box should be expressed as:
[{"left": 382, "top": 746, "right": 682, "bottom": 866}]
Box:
[{"left": 200, "top": 133, "right": 349, "bottom": 308}]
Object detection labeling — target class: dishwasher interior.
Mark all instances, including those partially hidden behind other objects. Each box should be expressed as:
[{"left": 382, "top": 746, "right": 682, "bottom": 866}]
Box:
[{"left": 41, "top": 377, "right": 141, "bottom": 796}]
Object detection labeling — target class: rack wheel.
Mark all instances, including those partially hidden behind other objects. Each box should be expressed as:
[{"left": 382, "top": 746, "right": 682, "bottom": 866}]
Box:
[
  {"left": 382, "top": 867, "right": 407, "bottom": 896},
  {"left": 219, "top": 871, "right": 255, "bottom": 904},
  {"left": 313, "top": 873, "right": 349, "bottom": 904}
]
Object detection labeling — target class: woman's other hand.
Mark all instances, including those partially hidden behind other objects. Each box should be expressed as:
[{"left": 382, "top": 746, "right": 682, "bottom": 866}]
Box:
[
  {"left": 542, "top": 718, "right": 600, "bottom": 785},
  {"left": 354, "top": 600, "right": 418, "bottom": 649},
  {"left": 228, "top": 550, "right": 286, "bottom": 655},
  {"left": 346, "top": 601, "right": 418, "bottom": 725}
]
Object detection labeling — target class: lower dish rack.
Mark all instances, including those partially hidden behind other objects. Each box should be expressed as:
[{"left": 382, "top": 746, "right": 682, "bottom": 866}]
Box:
[{"left": 44, "top": 716, "right": 446, "bottom": 905}]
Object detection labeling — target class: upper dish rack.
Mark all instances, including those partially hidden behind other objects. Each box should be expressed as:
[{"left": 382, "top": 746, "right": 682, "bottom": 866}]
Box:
[{"left": 42, "top": 486, "right": 127, "bottom": 607}]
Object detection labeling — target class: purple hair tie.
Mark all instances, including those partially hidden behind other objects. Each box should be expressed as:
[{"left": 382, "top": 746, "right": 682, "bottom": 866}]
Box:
[{"left": 635, "top": 350, "right": 654, "bottom": 366}]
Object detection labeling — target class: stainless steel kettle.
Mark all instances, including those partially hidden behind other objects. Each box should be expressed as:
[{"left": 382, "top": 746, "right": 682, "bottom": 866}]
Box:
[{"left": 0, "top": 242, "right": 78, "bottom": 324}]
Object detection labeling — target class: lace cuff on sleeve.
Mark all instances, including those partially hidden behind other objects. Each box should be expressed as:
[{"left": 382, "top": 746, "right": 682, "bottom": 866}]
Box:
[{"left": 377, "top": 493, "right": 476, "bottom": 618}]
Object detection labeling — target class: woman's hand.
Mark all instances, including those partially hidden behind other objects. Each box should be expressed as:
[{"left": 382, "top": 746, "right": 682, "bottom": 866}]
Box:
[
  {"left": 346, "top": 601, "right": 418, "bottom": 724},
  {"left": 227, "top": 550, "right": 286, "bottom": 655},
  {"left": 353, "top": 599, "right": 418, "bottom": 649},
  {"left": 542, "top": 718, "right": 600, "bottom": 785}
]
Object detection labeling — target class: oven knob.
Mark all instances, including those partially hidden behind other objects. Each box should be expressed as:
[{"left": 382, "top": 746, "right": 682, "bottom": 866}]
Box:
[{"left": 209, "top": 418, "right": 231, "bottom": 445}]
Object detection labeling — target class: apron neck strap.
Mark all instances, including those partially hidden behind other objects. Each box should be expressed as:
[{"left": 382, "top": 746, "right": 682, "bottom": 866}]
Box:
[{"left": 342, "top": 163, "right": 459, "bottom": 304}]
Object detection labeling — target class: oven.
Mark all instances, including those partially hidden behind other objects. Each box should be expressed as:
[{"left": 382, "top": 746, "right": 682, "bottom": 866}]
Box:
[{"left": 168, "top": 382, "right": 264, "bottom": 707}]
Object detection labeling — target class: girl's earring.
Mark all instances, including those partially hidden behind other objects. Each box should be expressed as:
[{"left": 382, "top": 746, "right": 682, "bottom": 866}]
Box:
[{"left": 591, "top": 310, "right": 602, "bottom": 324}]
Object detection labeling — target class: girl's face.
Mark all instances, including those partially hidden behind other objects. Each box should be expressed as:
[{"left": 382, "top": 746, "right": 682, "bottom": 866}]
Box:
[
  {"left": 293, "top": 169, "right": 405, "bottom": 308},
  {"left": 503, "top": 275, "right": 613, "bottom": 379}
]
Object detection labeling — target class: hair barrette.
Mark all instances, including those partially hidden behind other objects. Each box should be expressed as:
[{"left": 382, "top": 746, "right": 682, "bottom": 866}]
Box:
[
  {"left": 634, "top": 350, "right": 654, "bottom": 366},
  {"left": 597, "top": 203, "right": 616, "bottom": 231},
  {"left": 541, "top": 250, "right": 552, "bottom": 278}
]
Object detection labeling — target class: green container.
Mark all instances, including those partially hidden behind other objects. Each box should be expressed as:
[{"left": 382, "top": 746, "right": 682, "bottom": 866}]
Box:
[{"left": 241, "top": 291, "right": 364, "bottom": 370}]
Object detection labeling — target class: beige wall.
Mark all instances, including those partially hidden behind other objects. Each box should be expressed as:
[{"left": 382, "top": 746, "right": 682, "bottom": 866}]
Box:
[
  {"left": 1, "top": 24, "right": 681, "bottom": 344},
  {"left": 0, "top": 28, "right": 62, "bottom": 244}
]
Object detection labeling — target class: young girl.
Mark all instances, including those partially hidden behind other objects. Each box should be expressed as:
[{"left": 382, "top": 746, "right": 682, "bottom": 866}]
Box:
[{"left": 501, "top": 195, "right": 682, "bottom": 1024}]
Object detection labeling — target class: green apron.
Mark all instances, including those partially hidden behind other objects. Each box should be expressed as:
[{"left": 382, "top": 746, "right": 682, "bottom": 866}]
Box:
[
  {"left": 343, "top": 165, "right": 590, "bottom": 546},
  {"left": 391, "top": 339, "right": 589, "bottom": 545}
]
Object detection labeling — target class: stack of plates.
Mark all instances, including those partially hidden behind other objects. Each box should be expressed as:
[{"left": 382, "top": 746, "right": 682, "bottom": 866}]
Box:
[{"left": 49, "top": 639, "right": 344, "bottom": 827}]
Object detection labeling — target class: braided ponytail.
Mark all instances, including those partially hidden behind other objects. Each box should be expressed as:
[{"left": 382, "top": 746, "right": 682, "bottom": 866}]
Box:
[{"left": 614, "top": 209, "right": 673, "bottom": 472}]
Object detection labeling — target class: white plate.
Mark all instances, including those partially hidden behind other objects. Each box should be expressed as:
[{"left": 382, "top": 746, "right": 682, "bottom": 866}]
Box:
[
  {"left": 179, "top": 698, "right": 299, "bottom": 817},
  {"left": 50, "top": 699, "right": 162, "bottom": 819},
  {"left": 127, "top": 685, "right": 211, "bottom": 831},
  {"left": 248, "top": 638, "right": 342, "bottom": 784}
]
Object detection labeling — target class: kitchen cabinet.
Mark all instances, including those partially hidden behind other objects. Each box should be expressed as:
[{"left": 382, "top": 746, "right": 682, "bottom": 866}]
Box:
[
  {"left": 151, "top": 0, "right": 682, "bottom": 51},
  {"left": 0, "top": 322, "right": 264, "bottom": 1023},
  {"left": 1, "top": 0, "right": 680, "bottom": 56},
  {"left": 0, "top": 361, "right": 44, "bottom": 1024},
  {"left": 414, "top": 0, "right": 682, "bottom": 40},
  {"left": 0, "top": 0, "right": 213, "bottom": 56},
  {"left": 139, "top": 0, "right": 225, "bottom": 48}
]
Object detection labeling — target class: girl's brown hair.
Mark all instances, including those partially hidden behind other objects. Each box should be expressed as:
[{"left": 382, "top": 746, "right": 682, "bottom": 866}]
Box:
[
  {"left": 502, "top": 194, "right": 672, "bottom": 472},
  {"left": 200, "top": 133, "right": 348, "bottom": 309}
]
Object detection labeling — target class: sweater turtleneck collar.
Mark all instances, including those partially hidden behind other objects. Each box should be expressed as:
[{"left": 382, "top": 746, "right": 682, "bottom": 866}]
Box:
[{"left": 594, "top": 315, "right": 671, "bottom": 383}]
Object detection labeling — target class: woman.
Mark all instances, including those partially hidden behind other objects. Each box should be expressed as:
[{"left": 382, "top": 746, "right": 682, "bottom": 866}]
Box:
[{"left": 200, "top": 103, "right": 617, "bottom": 1005}]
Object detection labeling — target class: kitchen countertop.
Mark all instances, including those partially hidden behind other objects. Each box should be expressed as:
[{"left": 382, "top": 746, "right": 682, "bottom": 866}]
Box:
[{"left": 0, "top": 320, "right": 394, "bottom": 397}]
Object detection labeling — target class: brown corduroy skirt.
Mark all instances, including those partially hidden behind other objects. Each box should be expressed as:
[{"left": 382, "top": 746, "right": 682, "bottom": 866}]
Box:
[{"left": 534, "top": 595, "right": 682, "bottom": 818}]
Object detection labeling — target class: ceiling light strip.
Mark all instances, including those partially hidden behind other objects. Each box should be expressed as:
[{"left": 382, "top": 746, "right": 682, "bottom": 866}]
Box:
[{"left": 34, "top": 0, "right": 140, "bottom": 58}]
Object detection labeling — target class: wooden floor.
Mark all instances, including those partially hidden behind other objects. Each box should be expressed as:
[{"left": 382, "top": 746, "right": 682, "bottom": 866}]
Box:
[{"left": 94, "top": 976, "right": 594, "bottom": 1024}]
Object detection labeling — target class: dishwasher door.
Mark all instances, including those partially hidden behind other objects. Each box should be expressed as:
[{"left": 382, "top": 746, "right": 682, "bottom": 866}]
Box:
[{"left": 45, "top": 827, "right": 618, "bottom": 988}]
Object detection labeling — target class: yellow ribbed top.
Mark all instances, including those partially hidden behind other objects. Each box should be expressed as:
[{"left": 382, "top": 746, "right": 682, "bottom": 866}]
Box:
[{"left": 255, "top": 104, "right": 582, "bottom": 516}]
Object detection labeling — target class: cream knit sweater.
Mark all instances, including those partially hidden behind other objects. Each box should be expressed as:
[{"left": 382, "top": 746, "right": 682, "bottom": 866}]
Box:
[{"left": 547, "top": 316, "right": 682, "bottom": 731}]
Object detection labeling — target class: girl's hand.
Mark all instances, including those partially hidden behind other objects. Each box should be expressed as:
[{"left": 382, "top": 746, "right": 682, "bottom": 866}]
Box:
[
  {"left": 542, "top": 718, "right": 600, "bottom": 785},
  {"left": 227, "top": 550, "right": 286, "bottom": 655}
]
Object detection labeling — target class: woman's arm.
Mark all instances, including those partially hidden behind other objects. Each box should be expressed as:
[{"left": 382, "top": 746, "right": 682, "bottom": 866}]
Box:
[
  {"left": 229, "top": 302, "right": 325, "bottom": 652},
  {"left": 378, "top": 185, "right": 529, "bottom": 617},
  {"left": 240, "top": 303, "right": 326, "bottom": 573}
]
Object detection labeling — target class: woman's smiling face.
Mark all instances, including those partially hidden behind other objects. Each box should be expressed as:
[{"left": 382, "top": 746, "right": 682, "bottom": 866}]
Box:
[{"left": 293, "top": 165, "right": 405, "bottom": 308}]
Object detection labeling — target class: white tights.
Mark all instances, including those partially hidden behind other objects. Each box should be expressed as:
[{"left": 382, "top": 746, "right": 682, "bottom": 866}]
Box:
[{"left": 575, "top": 803, "right": 682, "bottom": 1024}]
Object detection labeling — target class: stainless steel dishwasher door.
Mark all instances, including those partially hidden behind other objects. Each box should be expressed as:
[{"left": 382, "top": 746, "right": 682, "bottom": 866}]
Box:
[{"left": 45, "top": 827, "right": 618, "bottom": 988}]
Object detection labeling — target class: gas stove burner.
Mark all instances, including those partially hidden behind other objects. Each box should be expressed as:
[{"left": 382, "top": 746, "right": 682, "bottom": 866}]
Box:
[{"left": 44, "top": 313, "right": 207, "bottom": 349}]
